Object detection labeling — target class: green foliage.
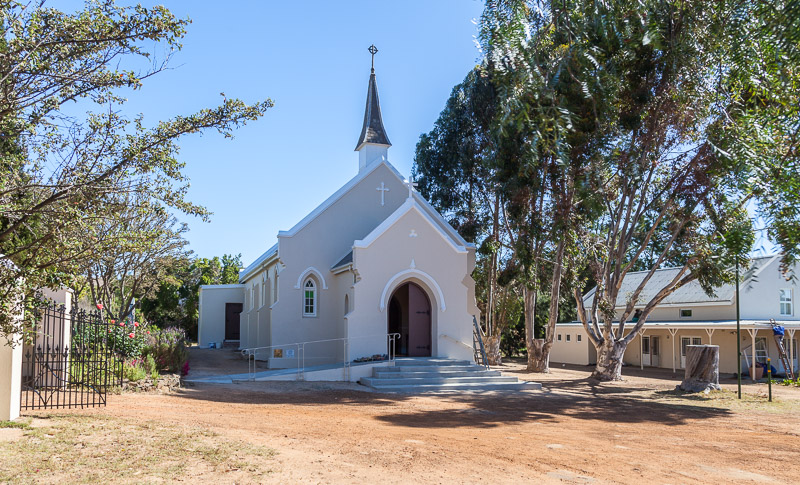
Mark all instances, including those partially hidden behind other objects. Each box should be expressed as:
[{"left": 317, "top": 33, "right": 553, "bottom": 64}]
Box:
[
  {"left": 143, "top": 354, "right": 159, "bottom": 381},
  {"left": 141, "top": 326, "right": 188, "bottom": 373},
  {"left": 123, "top": 361, "right": 148, "bottom": 382},
  {"left": 71, "top": 317, "right": 151, "bottom": 360},
  {"left": 140, "top": 254, "right": 241, "bottom": 339},
  {"left": 0, "top": 2, "right": 271, "bottom": 339},
  {"left": 480, "top": 1, "right": 799, "bottom": 367}
]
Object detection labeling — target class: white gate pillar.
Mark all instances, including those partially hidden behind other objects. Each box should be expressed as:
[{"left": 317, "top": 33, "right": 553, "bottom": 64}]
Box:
[{"left": 0, "top": 334, "right": 23, "bottom": 421}]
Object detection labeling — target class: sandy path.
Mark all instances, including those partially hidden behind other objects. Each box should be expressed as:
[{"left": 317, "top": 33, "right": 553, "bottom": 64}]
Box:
[
  {"left": 24, "top": 350, "right": 800, "bottom": 484},
  {"left": 64, "top": 371, "right": 798, "bottom": 484}
]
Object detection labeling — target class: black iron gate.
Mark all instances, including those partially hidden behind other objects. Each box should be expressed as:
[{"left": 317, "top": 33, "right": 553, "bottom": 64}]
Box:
[{"left": 21, "top": 302, "right": 125, "bottom": 410}]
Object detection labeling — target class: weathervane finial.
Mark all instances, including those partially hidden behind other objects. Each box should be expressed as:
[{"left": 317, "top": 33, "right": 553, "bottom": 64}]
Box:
[{"left": 368, "top": 44, "right": 378, "bottom": 72}]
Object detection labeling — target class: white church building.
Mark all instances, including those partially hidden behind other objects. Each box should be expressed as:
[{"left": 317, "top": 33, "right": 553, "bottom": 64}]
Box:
[{"left": 198, "top": 55, "right": 481, "bottom": 370}]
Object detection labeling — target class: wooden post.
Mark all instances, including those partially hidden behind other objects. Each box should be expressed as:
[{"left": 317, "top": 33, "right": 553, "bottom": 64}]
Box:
[
  {"left": 639, "top": 328, "right": 644, "bottom": 370},
  {"left": 669, "top": 328, "right": 678, "bottom": 373},
  {"left": 750, "top": 328, "right": 757, "bottom": 382},
  {"left": 789, "top": 329, "right": 796, "bottom": 379},
  {"left": 679, "top": 345, "right": 721, "bottom": 392}
]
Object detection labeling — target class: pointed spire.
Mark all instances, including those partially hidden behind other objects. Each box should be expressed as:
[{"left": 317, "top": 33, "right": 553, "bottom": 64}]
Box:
[{"left": 355, "top": 45, "right": 391, "bottom": 151}]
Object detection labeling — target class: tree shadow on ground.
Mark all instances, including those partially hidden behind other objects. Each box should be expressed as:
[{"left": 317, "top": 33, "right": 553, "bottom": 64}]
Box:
[{"left": 174, "top": 379, "right": 733, "bottom": 429}]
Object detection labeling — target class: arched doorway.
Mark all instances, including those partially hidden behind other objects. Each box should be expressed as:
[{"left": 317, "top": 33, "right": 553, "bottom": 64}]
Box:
[{"left": 388, "top": 282, "right": 431, "bottom": 357}]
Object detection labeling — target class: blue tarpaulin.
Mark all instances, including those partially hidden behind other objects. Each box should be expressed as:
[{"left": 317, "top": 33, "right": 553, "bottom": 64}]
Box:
[{"left": 773, "top": 325, "right": 785, "bottom": 337}]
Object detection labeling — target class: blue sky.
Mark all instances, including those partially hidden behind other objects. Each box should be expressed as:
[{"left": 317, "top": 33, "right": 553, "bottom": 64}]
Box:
[{"left": 89, "top": 1, "right": 486, "bottom": 266}]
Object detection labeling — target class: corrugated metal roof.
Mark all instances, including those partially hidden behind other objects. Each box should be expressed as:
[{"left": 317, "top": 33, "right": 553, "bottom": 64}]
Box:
[
  {"left": 583, "top": 256, "right": 776, "bottom": 307},
  {"left": 557, "top": 319, "right": 800, "bottom": 329}
]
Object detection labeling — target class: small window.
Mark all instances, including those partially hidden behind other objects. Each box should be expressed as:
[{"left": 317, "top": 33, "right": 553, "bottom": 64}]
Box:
[
  {"left": 566, "top": 334, "right": 571, "bottom": 342},
  {"left": 303, "top": 279, "right": 316, "bottom": 316},
  {"left": 680, "top": 309, "right": 692, "bottom": 318},
  {"left": 344, "top": 294, "right": 349, "bottom": 315},
  {"left": 577, "top": 334, "right": 582, "bottom": 342},
  {"left": 557, "top": 334, "right": 562, "bottom": 341},
  {"left": 780, "top": 289, "right": 793, "bottom": 316}
]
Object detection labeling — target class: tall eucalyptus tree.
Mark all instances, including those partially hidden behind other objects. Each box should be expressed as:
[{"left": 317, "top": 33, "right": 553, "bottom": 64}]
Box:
[{"left": 482, "top": 0, "right": 800, "bottom": 380}]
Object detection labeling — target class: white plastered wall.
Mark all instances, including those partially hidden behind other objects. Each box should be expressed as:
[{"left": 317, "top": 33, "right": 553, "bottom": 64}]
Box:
[
  {"left": 550, "top": 328, "right": 592, "bottom": 366},
  {"left": 198, "top": 285, "right": 245, "bottom": 347},
  {"left": 347, "top": 204, "right": 478, "bottom": 363},
  {"left": 265, "top": 163, "right": 409, "bottom": 368}
]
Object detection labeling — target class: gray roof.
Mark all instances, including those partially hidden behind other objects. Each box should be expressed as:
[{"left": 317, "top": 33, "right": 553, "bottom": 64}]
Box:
[
  {"left": 354, "top": 71, "right": 391, "bottom": 150},
  {"left": 584, "top": 256, "right": 776, "bottom": 308},
  {"left": 332, "top": 250, "right": 353, "bottom": 270}
]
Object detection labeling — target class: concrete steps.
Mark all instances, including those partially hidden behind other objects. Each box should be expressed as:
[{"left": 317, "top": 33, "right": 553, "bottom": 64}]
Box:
[{"left": 359, "top": 358, "right": 540, "bottom": 392}]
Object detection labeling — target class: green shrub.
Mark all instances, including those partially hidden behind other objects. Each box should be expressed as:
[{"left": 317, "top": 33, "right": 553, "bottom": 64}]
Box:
[
  {"left": 143, "top": 354, "right": 159, "bottom": 381},
  {"left": 123, "top": 361, "right": 148, "bottom": 382},
  {"left": 141, "top": 326, "right": 188, "bottom": 373}
]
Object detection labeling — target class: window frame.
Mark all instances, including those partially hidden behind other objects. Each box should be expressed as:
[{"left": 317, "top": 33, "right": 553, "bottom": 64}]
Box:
[
  {"left": 302, "top": 278, "right": 317, "bottom": 317},
  {"left": 679, "top": 308, "right": 693, "bottom": 319},
  {"left": 780, "top": 288, "right": 793, "bottom": 316}
]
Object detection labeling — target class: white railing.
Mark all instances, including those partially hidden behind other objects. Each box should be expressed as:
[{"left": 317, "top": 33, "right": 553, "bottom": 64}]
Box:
[{"left": 240, "top": 332, "right": 401, "bottom": 381}]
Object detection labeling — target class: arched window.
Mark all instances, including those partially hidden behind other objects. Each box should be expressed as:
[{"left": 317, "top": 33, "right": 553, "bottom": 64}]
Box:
[
  {"left": 303, "top": 278, "right": 316, "bottom": 316},
  {"left": 344, "top": 294, "right": 350, "bottom": 316}
]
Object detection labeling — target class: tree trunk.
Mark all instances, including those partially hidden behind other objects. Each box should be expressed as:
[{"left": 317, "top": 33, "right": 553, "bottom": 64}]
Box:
[
  {"left": 591, "top": 339, "right": 627, "bottom": 381},
  {"left": 527, "top": 338, "right": 548, "bottom": 372},
  {"left": 523, "top": 286, "right": 538, "bottom": 370},
  {"left": 484, "top": 335, "right": 502, "bottom": 365},
  {"left": 679, "top": 345, "right": 721, "bottom": 392}
]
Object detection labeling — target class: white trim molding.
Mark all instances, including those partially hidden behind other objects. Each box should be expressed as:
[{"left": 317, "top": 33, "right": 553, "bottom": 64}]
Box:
[
  {"left": 354, "top": 198, "right": 467, "bottom": 254},
  {"left": 295, "top": 267, "right": 328, "bottom": 290},
  {"left": 200, "top": 284, "right": 246, "bottom": 290},
  {"left": 379, "top": 268, "right": 446, "bottom": 312}
]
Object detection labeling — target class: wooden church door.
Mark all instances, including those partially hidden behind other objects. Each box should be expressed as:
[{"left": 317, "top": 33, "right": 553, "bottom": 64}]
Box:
[
  {"left": 407, "top": 283, "right": 431, "bottom": 357},
  {"left": 225, "top": 302, "right": 242, "bottom": 341}
]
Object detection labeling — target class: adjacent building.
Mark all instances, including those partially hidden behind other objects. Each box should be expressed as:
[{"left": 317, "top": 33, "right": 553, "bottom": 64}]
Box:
[{"left": 551, "top": 255, "right": 799, "bottom": 377}]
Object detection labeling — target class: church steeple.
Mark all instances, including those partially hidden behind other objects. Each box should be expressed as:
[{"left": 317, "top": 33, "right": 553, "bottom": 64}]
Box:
[{"left": 355, "top": 45, "right": 391, "bottom": 172}]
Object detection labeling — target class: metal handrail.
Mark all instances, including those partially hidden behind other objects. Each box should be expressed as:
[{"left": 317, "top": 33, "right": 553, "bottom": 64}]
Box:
[
  {"left": 440, "top": 333, "right": 473, "bottom": 350},
  {"left": 240, "top": 333, "right": 400, "bottom": 381},
  {"left": 473, "top": 316, "right": 490, "bottom": 369}
]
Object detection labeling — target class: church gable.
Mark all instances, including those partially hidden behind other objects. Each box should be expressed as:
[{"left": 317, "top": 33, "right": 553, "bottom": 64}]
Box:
[
  {"left": 278, "top": 160, "right": 406, "bottom": 239},
  {"left": 354, "top": 198, "right": 468, "bottom": 254},
  {"left": 276, "top": 161, "right": 410, "bottom": 277}
]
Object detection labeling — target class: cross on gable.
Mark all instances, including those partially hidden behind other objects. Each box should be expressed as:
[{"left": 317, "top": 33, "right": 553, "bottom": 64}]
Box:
[
  {"left": 376, "top": 182, "right": 390, "bottom": 206},
  {"left": 405, "top": 177, "right": 418, "bottom": 199}
]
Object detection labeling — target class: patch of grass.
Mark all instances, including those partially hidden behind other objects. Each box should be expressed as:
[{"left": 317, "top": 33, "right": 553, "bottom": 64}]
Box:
[
  {"left": 0, "top": 420, "right": 30, "bottom": 429},
  {"left": 652, "top": 388, "right": 800, "bottom": 414},
  {"left": 0, "top": 414, "right": 276, "bottom": 483}
]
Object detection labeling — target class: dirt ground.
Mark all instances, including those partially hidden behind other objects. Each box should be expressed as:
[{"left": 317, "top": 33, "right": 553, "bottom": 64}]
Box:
[{"left": 5, "top": 350, "right": 800, "bottom": 484}]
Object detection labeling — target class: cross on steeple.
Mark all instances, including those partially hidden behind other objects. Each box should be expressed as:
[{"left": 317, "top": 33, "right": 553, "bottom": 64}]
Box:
[
  {"left": 405, "top": 177, "right": 418, "bottom": 199},
  {"left": 368, "top": 44, "right": 378, "bottom": 72}
]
